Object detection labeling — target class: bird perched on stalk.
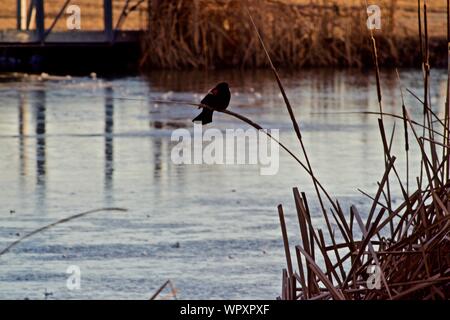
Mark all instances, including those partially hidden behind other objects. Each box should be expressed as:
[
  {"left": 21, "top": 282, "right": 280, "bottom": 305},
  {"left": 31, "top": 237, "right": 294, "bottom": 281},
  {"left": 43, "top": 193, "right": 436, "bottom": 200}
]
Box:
[{"left": 193, "top": 82, "right": 231, "bottom": 125}]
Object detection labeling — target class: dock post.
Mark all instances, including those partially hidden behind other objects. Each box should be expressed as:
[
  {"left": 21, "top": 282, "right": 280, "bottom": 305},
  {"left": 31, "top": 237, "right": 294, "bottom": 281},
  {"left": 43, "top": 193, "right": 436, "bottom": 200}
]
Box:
[
  {"left": 104, "top": 0, "right": 113, "bottom": 42},
  {"left": 16, "top": 0, "right": 28, "bottom": 30},
  {"left": 35, "top": 0, "right": 45, "bottom": 42},
  {"left": 16, "top": 0, "right": 21, "bottom": 29}
]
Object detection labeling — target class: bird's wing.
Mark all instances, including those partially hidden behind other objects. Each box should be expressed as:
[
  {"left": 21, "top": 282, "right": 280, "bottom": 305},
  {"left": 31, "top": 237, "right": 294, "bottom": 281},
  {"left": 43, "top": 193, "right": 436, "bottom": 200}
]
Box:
[{"left": 201, "top": 88, "right": 219, "bottom": 105}]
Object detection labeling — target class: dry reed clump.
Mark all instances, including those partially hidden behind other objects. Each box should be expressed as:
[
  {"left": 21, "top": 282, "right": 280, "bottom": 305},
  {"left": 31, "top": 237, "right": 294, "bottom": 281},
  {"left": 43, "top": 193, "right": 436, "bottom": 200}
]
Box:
[
  {"left": 274, "top": 0, "right": 450, "bottom": 300},
  {"left": 278, "top": 182, "right": 450, "bottom": 300},
  {"left": 140, "top": 0, "right": 446, "bottom": 69}
]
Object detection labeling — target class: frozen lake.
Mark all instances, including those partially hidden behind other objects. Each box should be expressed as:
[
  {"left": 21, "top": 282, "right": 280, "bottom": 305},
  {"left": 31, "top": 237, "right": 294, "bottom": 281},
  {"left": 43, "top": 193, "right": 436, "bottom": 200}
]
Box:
[{"left": 0, "top": 68, "right": 447, "bottom": 299}]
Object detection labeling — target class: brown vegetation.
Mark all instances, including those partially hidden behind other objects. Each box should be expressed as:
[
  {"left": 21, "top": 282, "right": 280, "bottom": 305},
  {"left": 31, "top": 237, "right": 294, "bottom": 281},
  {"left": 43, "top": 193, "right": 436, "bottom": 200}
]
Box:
[
  {"left": 274, "top": 0, "right": 450, "bottom": 299},
  {"left": 141, "top": 0, "right": 448, "bottom": 69}
]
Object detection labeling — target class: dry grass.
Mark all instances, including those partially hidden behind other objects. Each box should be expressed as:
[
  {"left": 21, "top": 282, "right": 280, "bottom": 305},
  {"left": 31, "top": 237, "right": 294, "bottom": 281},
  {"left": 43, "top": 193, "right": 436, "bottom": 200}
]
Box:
[
  {"left": 1, "top": 1, "right": 447, "bottom": 68},
  {"left": 141, "top": 0, "right": 448, "bottom": 69},
  {"left": 0, "top": 0, "right": 446, "bottom": 35},
  {"left": 273, "top": 0, "right": 450, "bottom": 300},
  {"left": 279, "top": 179, "right": 450, "bottom": 300}
]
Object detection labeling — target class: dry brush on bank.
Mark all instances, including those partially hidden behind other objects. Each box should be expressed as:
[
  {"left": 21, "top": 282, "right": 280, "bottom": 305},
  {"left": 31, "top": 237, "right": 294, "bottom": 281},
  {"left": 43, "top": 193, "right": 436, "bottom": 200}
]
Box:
[{"left": 141, "top": 0, "right": 447, "bottom": 69}]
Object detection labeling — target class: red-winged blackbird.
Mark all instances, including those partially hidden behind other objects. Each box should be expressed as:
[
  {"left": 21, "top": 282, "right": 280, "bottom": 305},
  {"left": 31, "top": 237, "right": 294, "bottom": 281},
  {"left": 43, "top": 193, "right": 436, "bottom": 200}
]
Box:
[{"left": 193, "top": 82, "right": 231, "bottom": 125}]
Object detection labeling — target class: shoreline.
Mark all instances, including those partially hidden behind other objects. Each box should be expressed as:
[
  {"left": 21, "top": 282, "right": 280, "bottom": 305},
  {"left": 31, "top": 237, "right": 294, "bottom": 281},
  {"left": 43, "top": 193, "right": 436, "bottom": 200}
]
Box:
[{"left": 0, "top": 36, "right": 447, "bottom": 76}]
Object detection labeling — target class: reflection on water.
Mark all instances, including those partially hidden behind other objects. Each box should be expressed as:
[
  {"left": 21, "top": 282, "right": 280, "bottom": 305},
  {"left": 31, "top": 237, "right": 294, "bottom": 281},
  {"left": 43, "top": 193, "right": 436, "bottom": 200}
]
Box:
[
  {"left": 18, "top": 93, "right": 27, "bottom": 178},
  {"left": 0, "top": 69, "right": 447, "bottom": 299},
  {"left": 104, "top": 87, "right": 114, "bottom": 205},
  {"left": 34, "top": 90, "right": 46, "bottom": 187}
]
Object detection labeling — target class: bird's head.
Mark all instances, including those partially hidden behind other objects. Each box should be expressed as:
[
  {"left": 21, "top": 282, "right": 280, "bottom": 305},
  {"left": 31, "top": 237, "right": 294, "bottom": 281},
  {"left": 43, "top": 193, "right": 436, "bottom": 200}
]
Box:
[{"left": 216, "top": 82, "right": 230, "bottom": 91}]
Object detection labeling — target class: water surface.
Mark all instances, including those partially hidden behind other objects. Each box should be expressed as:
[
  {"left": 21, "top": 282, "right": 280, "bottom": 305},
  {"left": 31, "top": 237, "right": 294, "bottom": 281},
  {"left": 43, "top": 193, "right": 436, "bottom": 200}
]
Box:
[{"left": 0, "top": 69, "right": 447, "bottom": 299}]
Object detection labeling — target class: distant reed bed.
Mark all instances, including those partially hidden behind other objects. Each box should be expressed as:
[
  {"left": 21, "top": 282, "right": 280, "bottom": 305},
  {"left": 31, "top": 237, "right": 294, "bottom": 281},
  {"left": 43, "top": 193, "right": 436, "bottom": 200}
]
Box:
[{"left": 140, "top": 0, "right": 447, "bottom": 69}]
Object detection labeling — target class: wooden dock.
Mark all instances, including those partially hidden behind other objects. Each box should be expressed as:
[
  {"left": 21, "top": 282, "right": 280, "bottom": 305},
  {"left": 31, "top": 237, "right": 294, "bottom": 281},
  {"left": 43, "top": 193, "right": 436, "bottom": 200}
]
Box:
[
  {"left": 0, "top": 30, "right": 142, "bottom": 46},
  {"left": 0, "top": 0, "right": 147, "bottom": 74}
]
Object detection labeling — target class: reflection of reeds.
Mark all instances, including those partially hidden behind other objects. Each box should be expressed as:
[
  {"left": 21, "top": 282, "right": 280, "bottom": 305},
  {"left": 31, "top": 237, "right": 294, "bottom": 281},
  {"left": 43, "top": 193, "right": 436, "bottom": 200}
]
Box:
[{"left": 141, "top": 0, "right": 446, "bottom": 69}]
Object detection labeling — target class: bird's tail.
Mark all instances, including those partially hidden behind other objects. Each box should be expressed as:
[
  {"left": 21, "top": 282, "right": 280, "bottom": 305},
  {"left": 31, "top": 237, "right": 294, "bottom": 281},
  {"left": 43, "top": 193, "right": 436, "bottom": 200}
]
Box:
[{"left": 192, "top": 109, "right": 213, "bottom": 125}]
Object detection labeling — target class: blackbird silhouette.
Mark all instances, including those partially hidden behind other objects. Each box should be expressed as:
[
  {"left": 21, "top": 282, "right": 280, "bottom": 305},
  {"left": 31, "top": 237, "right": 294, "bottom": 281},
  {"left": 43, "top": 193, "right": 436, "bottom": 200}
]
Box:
[{"left": 193, "top": 82, "right": 231, "bottom": 125}]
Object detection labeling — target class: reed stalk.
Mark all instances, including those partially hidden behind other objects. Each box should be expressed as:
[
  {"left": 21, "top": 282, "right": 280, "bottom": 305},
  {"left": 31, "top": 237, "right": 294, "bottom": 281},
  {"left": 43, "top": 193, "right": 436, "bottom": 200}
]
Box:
[{"left": 0, "top": 208, "right": 128, "bottom": 257}]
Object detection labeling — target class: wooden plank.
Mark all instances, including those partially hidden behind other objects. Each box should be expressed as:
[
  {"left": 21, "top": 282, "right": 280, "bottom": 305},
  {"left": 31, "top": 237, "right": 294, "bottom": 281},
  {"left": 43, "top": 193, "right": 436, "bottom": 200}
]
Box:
[{"left": 0, "top": 30, "right": 141, "bottom": 45}]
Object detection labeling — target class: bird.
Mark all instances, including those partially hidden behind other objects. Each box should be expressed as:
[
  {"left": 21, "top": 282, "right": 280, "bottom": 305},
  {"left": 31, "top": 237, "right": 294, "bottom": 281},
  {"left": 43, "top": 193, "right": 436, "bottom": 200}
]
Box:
[{"left": 193, "top": 82, "right": 231, "bottom": 125}]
